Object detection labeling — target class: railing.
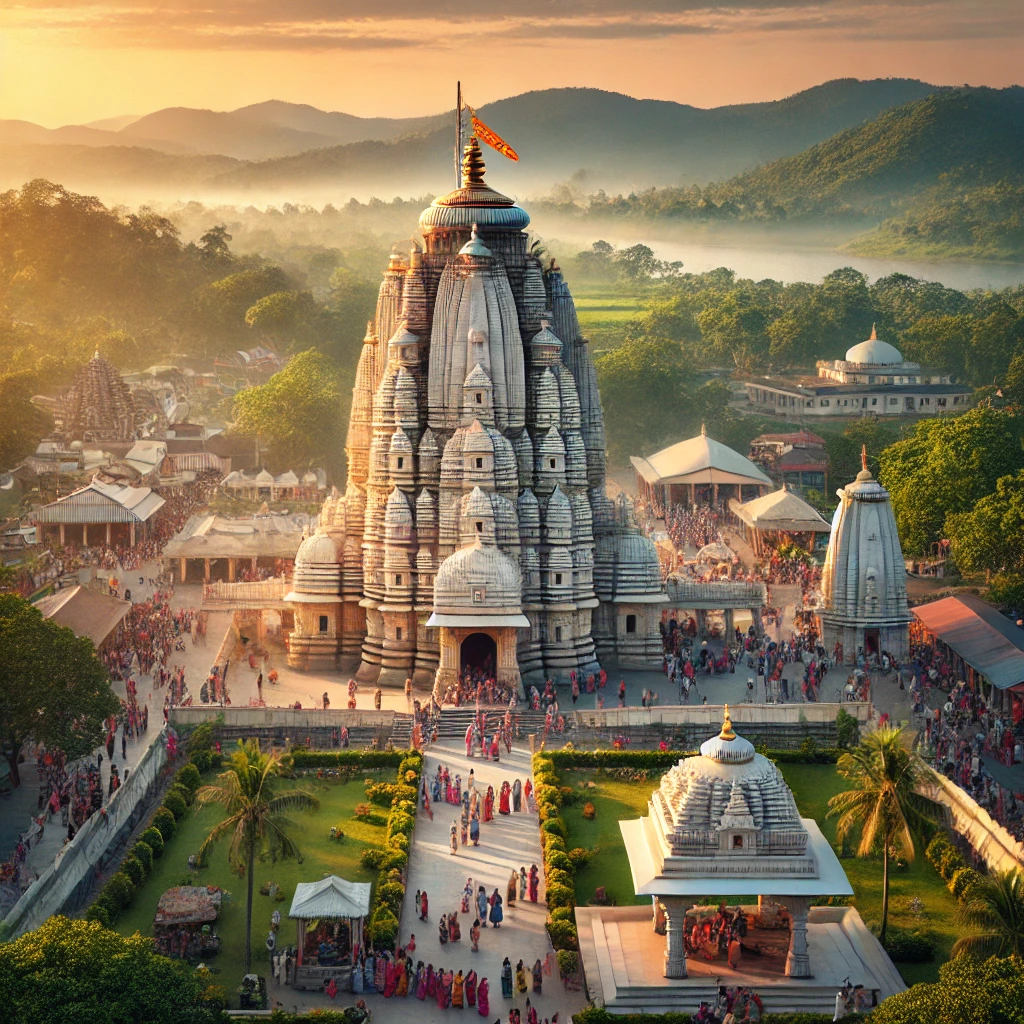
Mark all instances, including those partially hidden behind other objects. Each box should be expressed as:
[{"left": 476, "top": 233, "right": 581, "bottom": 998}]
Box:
[
  {"left": 202, "top": 577, "right": 291, "bottom": 607},
  {"left": 664, "top": 578, "right": 767, "bottom": 608},
  {"left": 572, "top": 701, "right": 872, "bottom": 730}
]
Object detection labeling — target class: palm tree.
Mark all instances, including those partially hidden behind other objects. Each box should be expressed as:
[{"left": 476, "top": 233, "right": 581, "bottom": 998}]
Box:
[
  {"left": 196, "top": 739, "right": 319, "bottom": 973},
  {"left": 953, "top": 869, "right": 1024, "bottom": 958},
  {"left": 827, "top": 726, "right": 942, "bottom": 943}
]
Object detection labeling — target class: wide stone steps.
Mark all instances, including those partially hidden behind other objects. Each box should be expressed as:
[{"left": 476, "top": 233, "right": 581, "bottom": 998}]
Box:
[{"left": 433, "top": 707, "right": 559, "bottom": 740}]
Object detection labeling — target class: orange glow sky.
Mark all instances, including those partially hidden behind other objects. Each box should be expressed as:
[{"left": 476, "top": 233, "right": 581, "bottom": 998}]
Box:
[{"left": 2, "top": 2, "right": 1022, "bottom": 126}]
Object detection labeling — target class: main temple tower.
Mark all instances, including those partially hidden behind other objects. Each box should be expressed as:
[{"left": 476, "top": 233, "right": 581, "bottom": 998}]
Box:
[{"left": 286, "top": 138, "right": 665, "bottom": 686}]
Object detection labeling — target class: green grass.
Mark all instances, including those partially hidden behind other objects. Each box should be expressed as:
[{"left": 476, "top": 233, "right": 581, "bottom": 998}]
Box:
[
  {"left": 115, "top": 772, "right": 388, "bottom": 1005},
  {"left": 571, "top": 288, "right": 646, "bottom": 353},
  {"left": 561, "top": 764, "right": 962, "bottom": 985}
]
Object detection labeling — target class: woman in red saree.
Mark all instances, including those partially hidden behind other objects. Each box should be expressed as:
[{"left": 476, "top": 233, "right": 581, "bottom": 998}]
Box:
[
  {"left": 528, "top": 864, "right": 539, "bottom": 902},
  {"left": 483, "top": 785, "right": 495, "bottom": 821},
  {"left": 420, "top": 890, "right": 429, "bottom": 920},
  {"left": 477, "top": 977, "right": 490, "bottom": 1017},
  {"left": 498, "top": 780, "right": 511, "bottom": 815},
  {"left": 524, "top": 778, "right": 533, "bottom": 810},
  {"left": 490, "top": 732, "right": 500, "bottom": 761},
  {"left": 383, "top": 957, "right": 398, "bottom": 997},
  {"left": 465, "top": 968, "right": 478, "bottom": 1006}
]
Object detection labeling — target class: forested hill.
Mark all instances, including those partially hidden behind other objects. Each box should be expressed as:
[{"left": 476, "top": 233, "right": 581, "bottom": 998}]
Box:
[
  {"left": 725, "top": 87, "right": 1024, "bottom": 216},
  {"left": 0, "top": 79, "right": 939, "bottom": 199}
]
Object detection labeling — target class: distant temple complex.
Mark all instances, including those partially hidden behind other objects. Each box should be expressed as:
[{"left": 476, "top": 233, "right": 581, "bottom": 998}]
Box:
[
  {"left": 285, "top": 139, "right": 666, "bottom": 686},
  {"left": 745, "top": 327, "right": 971, "bottom": 419}
]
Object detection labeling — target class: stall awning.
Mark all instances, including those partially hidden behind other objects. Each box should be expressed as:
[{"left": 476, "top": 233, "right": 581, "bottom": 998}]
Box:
[
  {"left": 729, "top": 489, "right": 831, "bottom": 534},
  {"left": 289, "top": 875, "right": 371, "bottom": 920},
  {"left": 912, "top": 594, "right": 1024, "bottom": 691},
  {"left": 630, "top": 431, "right": 772, "bottom": 488}
]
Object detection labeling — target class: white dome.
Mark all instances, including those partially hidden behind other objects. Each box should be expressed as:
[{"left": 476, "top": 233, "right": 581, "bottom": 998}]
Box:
[
  {"left": 432, "top": 543, "right": 523, "bottom": 615},
  {"left": 295, "top": 532, "right": 338, "bottom": 565},
  {"left": 845, "top": 337, "right": 903, "bottom": 365}
]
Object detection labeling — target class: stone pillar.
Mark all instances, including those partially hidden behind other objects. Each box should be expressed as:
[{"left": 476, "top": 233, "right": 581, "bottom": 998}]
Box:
[
  {"left": 660, "top": 896, "right": 688, "bottom": 979},
  {"left": 228, "top": 558, "right": 236, "bottom": 582},
  {"left": 782, "top": 896, "right": 812, "bottom": 978},
  {"left": 180, "top": 557, "right": 187, "bottom": 583},
  {"left": 129, "top": 522, "right": 136, "bottom": 546},
  {"left": 106, "top": 523, "right": 112, "bottom": 545},
  {"left": 724, "top": 609, "right": 734, "bottom": 642},
  {"left": 59, "top": 523, "right": 65, "bottom": 545},
  {"left": 204, "top": 558, "right": 211, "bottom": 582}
]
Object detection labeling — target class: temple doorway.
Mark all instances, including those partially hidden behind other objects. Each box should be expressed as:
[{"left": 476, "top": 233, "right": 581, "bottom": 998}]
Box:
[
  {"left": 460, "top": 632, "right": 497, "bottom": 677},
  {"left": 863, "top": 628, "right": 880, "bottom": 656}
]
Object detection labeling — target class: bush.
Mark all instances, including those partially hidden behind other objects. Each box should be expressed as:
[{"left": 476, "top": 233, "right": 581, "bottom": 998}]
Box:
[
  {"left": 121, "top": 855, "right": 145, "bottom": 887},
  {"left": 568, "top": 847, "right": 594, "bottom": 869},
  {"left": 84, "top": 903, "right": 110, "bottom": 928},
  {"left": 162, "top": 789, "right": 188, "bottom": 821},
  {"left": 382, "top": 849, "right": 408, "bottom": 871},
  {"left": 546, "top": 869, "right": 573, "bottom": 890},
  {"left": 556, "top": 949, "right": 579, "bottom": 977},
  {"left": 937, "top": 845, "right": 966, "bottom": 881},
  {"left": 131, "top": 841, "right": 153, "bottom": 873},
  {"left": 290, "top": 749, "right": 409, "bottom": 770},
  {"left": 546, "top": 919, "right": 579, "bottom": 950},
  {"left": 190, "top": 749, "right": 212, "bottom": 773},
  {"left": 140, "top": 827, "right": 165, "bottom": 858},
  {"left": 549, "top": 906, "right": 575, "bottom": 923},
  {"left": 582, "top": 801, "right": 597, "bottom": 820},
  {"left": 353, "top": 803, "right": 387, "bottom": 825},
  {"left": 545, "top": 850, "right": 573, "bottom": 873},
  {"left": 175, "top": 762, "right": 202, "bottom": 794},
  {"left": 559, "top": 786, "right": 578, "bottom": 806},
  {"left": 376, "top": 881, "right": 405, "bottom": 914},
  {"left": 882, "top": 926, "right": 936, "bottom": 963},
  {"left": 104, "top": 872, "right": 136, "bottom": 912},
  {"left": 543, "top": 834, "right": 566, "bottom": 854},
  {"left": 387, "top": 811, "right": 415, "bottom": 838},
  {"left": 386, "top": 832, "right": 410, "bottom": 853},
  {"left": 541, "top": 817, "right": 567, "bottom": 841},
  {"left": 950, "top": 866, "right": 982, "bottom": 901},
  {"left": 835, "top": 708, "right": 860, "bottom": 749},
  {"left": 361, "top": 847, "right": 387, "bottom": 869},
  {"left": 368, "top": 907, "right": 399, "bottom": 949},
  {"left": 538, "top": 801, "right": 558, "bottom": 823},
  {"left": 152, "top": 807, "right": 176, "bottom": 840},
  {"left": 170, "top": 781, "right": 194, "bottom": 807},
  {"left": 545, "top": 883, "right": 575, "bottom": 909}
]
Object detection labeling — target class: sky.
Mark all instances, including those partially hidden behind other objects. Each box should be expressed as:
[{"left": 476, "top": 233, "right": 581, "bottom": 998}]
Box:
[{"left": 2, "top": 0, "right": 1022, "bottom": 126}]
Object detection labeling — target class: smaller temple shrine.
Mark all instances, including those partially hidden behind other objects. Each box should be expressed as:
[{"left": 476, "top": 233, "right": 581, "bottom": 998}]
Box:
[
  {"left": 576, "top": 710, "right": 904, "bottom": 1015},
  {"left": 55, "top": 349, "right": 138, "bottom": 443},
  {"left": 818, "top": 448, "right": 910, "bottom": 664}
]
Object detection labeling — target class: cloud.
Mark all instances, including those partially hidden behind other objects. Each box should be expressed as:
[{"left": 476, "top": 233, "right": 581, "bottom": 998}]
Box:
[{"left": 4, "top": 0, "right": 1024, "bottom": 50}]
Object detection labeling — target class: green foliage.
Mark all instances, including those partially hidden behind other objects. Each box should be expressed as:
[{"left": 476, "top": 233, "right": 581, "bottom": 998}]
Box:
[
  {"left": 120, "top": 855, "right": 146, "bottom": 887},
  {"left": 175, "top": 762, "right": 202, "bottom": 795},
  {"left": 140, "top": 827, "right": 164, "bottom": 858},
  {"left": 870, "top": 953, "right": 1024, "bottom": 1024},
  {"left": 570, "top": 1006, "right": 856, "bottom": 1024},
  {"left": 360, "top": 847, "right": 387, "bottom": 870},
  {"left": 953, "top": 869, "right": 1024, "bottom": 959},
  {"left": 546, "top": 919, "right": 579, "bottom": 950},
  {"left": 231, "top": 349, "right": 344, "bottom": 474},
  {"left": 879, "top": 408, "right": 1024, "bottom": 555},
  {"left": 949, "top": 867, "right": 982, "bottom": 901},
  {"left": 0, "top": 595, "right": 121, "bottom": 787},
  {"left": 0, "top": 369, "right": 51, "bottom": 471},
  {"left": 83, "top": 903, "right": 110, "bottom": 928},
  {"left": 546, "top": 850, "right": 573, "bottom": 873},
  {"left": 152, "top": 807, "right": 177, "bottom": 840},
  {"left": 556, "top": 949, "right": 579, "bottom": 976},
  {"left": 884, "top": 926, "right": 937, "bottom": 963},
  {"left": 375, "top": 881, "right": 405, "bottom": 915},
  {"left": 101, "top": 872, "right": 136, "bottom": 916},
  {"left": 834, "top": 708, "right": 861, "bottom": 749},
  {"left": 289, "top": 749, "right": 410, "bottom": 770},
  {"left": 541, "top": 817, "right": 568, "bottom": 841},
  {"left": 162, "top": 789, "right": 188, "bottom": 821},
  {"left": 0, "top": 915, "right": 221, "bottom": 1024},
  {"left": 367, "top": 907, "right": 399, "bottom": 949},
  {"left": 568, "top": 847, "right": 595, "bottom": 869},
  {"left": 169, "top": 780, "right": 194, "bottom": 808},
  {"left": 130, "top": 841, "right": 153, "bottom": 873},
  {"left": 549, "top": 906, "right": 575, "bottom": 923}
]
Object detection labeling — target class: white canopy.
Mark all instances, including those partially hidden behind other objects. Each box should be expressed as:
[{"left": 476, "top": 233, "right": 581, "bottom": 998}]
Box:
[
  {"left": 695, "top": 540, "right": 736, "bottom": 563},
  {"left": 631, "top": 431, "right": 772, "bottom": 488},
  {"left": 729, "top": 488, "right": 831, "bottom": 534},
  {"left": 288, "top": 875, "right": 371, "bottom": 920}
]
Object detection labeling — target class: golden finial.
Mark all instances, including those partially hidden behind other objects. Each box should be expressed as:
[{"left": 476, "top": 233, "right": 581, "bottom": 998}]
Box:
[
  {"left": 719, "top": 704, "right": 736, "bottom": 741},
  {"left": 700, "top": 422, "right": 707, "bottom": 436},
  {"left": 870, "top": 323, "right": 877, "bottom": 340},
  {"left": 861, "top": 444, "right": 868, "bottom": 473},
  {"left": 461, "top": 137, "right": 486, "bottom": 188}
]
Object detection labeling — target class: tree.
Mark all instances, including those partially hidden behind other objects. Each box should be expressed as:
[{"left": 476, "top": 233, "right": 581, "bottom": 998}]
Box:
[
  {"left": 0, "top": 915, "right": 222, "bottom": 1024},
  {"left": 827, "top": 726, "right": 942, "bottom": 943},
  {"left": 953, "top": 869, "right": 1024, "bottom": 959},
  {"left": 615, "top": 244, "right": 658, "bottom": 283},
  {"left": 244, "top": 290, "right": 325, "bottom": 352},
  {"left": 196, "top": 739, "right": 319, "bottom": 974},
  {"left": 869, "top": 953, "right": 1024, "bottom": 1024},
  {"left": 878, "top": 407, "right": 1024, "bottom": 555},
  {"left": 231, "top": 349, "right": 344, "bottom": 474},
  {"left": 0, "top": 595, "right": 120, "bottom": 787},
  {"left": 197, "top": 224, "right": 232, "bottom": 261},
  {"left": 0, "top": 370, "right": 50, "bottom": 470}
]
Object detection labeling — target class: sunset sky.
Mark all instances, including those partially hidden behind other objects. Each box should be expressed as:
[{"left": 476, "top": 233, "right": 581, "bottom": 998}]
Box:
[{"left": 2, "top": 0, "right": 1022, "bottom": 126}]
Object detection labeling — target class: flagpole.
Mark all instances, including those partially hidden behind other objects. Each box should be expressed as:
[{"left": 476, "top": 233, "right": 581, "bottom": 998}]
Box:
[{"left": 455, "top": 81, "right": 463, "bottom": 187}]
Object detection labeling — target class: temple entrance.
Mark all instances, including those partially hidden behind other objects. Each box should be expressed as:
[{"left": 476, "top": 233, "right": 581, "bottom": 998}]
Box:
[
  {"left": 863, "top": 628, "right": 880, "bottom": 656},
  {"left": 460, "top": 632, "right": 497, "bottom": 677}
]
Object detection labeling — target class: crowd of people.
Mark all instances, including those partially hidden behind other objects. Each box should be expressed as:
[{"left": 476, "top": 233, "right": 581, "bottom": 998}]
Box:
[
  {"left": 692, "top": 985, "right": 766, "bottom": 1023},
  {"left": 442, "top": 664, "right": 518, "bottom": 707}
]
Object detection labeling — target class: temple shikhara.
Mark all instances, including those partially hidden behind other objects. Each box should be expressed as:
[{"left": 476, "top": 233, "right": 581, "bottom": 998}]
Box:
[{"left": 285, "top": 139, "right": 666, "bottom": 687}]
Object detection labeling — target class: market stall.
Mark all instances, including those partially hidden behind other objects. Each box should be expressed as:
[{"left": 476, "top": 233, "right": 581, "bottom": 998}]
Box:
[
  {"left": 288, "top": 875, "right": 371, "bottom": 992},
  {"left": 153, "top": 885, "right": 223, "bottom": 962}
]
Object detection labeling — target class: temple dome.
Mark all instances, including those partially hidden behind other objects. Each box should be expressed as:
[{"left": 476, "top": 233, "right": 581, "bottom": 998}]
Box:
[
  {"left": 432, "top": 543, "right": 523, "bottom": 615},
  {"left": 295, "top": 532, "right": 338, "bottom": 566},
  {"left": 845, "top": 328, "right": 903, "bottom": 366},
  {"left": 288, "top": 531, "right": 342, "bottom": 598}
]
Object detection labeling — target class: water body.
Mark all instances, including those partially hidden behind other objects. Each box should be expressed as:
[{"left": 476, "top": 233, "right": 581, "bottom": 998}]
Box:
[{"left": 605, "top": 236, "right": 1024, "bottom": 291}]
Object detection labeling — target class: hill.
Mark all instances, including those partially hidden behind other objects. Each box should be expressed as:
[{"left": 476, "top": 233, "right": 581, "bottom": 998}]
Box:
[{"left": 0, "top": 79, "right": 939, "bottom": 200}]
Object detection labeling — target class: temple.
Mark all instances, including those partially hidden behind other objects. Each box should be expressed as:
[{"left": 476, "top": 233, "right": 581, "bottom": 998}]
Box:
[
  {"left": 285, "top": 138, "right": 666, "bottom": 686},
  {"left": 55, "top": 349, "right": 138, "bottom": 443},
  {"left": 817, "top": 448, "right": 911, "bottom": 664}
]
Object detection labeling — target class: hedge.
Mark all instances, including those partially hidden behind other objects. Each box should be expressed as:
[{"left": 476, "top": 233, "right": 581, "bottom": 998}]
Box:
[
  {"left": 882, "top": 926, "right": 936, "bottom": 963},
  {"left": 162, "top": 789, "right": 188, "bottom": 821},
  {"left": 151, "top": 807, "right": 176, "bottom": 841},
  {"left": 120, "top": 855, "right": 146, "bottom": 887},
  {"left": 131, "top": 840, "right": 154, "bottom": 873},
  {"left": 140, "top": 827, "right": 164, "bottom": 858},
  {"left": 290, "top": 750, "right": 410, "bottom": 770}
]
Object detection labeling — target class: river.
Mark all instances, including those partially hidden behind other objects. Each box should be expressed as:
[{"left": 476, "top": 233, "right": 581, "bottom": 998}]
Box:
[{"left": 601, "top": 236, "right": 1024, "bottom": 291}]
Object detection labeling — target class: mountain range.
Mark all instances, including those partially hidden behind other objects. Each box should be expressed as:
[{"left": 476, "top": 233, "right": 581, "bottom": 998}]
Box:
[{"left": 0, "top": 79, "right": 940, "bottom": 200}]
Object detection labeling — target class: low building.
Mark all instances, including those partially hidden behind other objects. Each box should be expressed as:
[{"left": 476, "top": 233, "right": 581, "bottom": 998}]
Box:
[
  {"left": 32, "top": 480, "right": 165, "bottom": 547},
  {"left": 749, "top": 431, "right": 829, "bottom": 495},
  {"left": 34, "top": 584, "right": 131, "bottom": 650},
  {"left": 911, "top": 594, "right": 1024, "bottom": 716},
  {"left": 729, "top": 487, "right": 831, "bottom": 556},
  {"left": 631, "top": 426, "right": 773, "bottom": 507},
  {"left": 745, "top": 328, "right": 971, "bottom": 419}
]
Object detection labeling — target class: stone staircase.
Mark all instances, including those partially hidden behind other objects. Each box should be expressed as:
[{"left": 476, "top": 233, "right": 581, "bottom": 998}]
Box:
[
  {"left": 389, "top": 713, "right": 413, "bottom": 748},
  {"left": 433, "top": 707, "right": 565, "bottom": 741}
]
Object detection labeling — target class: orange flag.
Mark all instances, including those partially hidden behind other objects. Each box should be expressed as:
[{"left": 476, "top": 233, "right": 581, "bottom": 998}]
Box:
[{"left": 469, "top": 106, "right": 519, "bottom": 162}]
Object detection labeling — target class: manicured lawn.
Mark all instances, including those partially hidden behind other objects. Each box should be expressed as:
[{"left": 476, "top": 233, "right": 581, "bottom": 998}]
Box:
[
  {"left": 561, "top": 763, "right": 961, "bottom": 985},
  {"left": 115, "top": 771, "right": 388, "bottom": 1006}
]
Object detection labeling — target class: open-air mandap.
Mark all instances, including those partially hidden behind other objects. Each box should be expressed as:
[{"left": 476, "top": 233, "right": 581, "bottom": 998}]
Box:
[{"left": 288, "top": 874, "right": 371, "bottom": 992}]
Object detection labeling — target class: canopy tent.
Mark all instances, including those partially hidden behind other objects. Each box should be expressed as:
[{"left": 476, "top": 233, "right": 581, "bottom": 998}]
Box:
[
  {"left": 729, "top": 488, "right": 831, "bottom": 555},
  {"left": 288, "top": 875, "right": 371, "bottom": 920},
  {"left": 695, "top": 540, "right": 736, "bottom": 563},
  {"left": 631, "top": 428, "right": 771, "bottom": 508}
]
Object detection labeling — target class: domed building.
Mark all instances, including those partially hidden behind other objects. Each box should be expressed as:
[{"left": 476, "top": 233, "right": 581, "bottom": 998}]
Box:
[
  {"left": 817, "top": 448, "right": 910, "bottom": 664},
  {"left": 284, "top": 530, "right": 344, "bottom": 670},
  {"left": 285, "top": 138, "right": 665, "bottom": 682},
  {"left": 745, "top": 325, "right": 971, "bottom": 419},
  {"left": 577, "top": 710, "right": 904, "bottom": 1014}
]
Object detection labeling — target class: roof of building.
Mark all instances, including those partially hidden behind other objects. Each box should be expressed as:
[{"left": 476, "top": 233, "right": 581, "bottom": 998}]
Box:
[
  {"left": 630, "top": 429, "right": 772, "bottom": 488},
  {"left": 730, "top": 488, "right": 832, "bottom": 533},
  {"left": 746, "top": 377, "right": 971, "bottom": 397},
  {"left": 752, "top": 430, "right": 826, "bottom": 447},
  {"left": 32, "top": 480, "right": 165, "bottom": 524},
  {"left": 911, "top": 594, "right": 1024, "bottom": 691},
  {"left": 163, "top": 512, "right": 310, "bottom": 560},
  {"left": 123, "top": 440, "right": 167, "bottom": 477},
  {"left": 845, "top": 330, "right": 904, "bottom": 365},
  {"left": 288, "top": 875, "right": 371, "bottom": 920},
  {"left": 777, "top": 447, "right": 829, "bottom": 471},
  {"left": 34, "top": 585, "right": 131, "bottom": 647}
]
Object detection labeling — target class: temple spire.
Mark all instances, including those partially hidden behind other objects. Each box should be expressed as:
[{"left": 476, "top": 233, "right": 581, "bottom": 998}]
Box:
[
  {"left": 861, "top": 444, "right": 868, "bottom": 473},
  {"left": 461, "top": 137, "right": 487, "bottom": 188},
  {"left": 719, "top": 704, "right": 736, "bottom": 741}
]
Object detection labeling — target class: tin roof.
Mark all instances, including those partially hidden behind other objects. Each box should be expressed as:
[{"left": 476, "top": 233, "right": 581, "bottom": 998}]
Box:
[
  {"left": 34, "top": 585, "right": 131, "bottom": 647},
  {"left": 32, "top": 480, "right": 165, "bottom": 524},
  {"left": 912, "top": 595, "right": 1024, "bottom": 690}
]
